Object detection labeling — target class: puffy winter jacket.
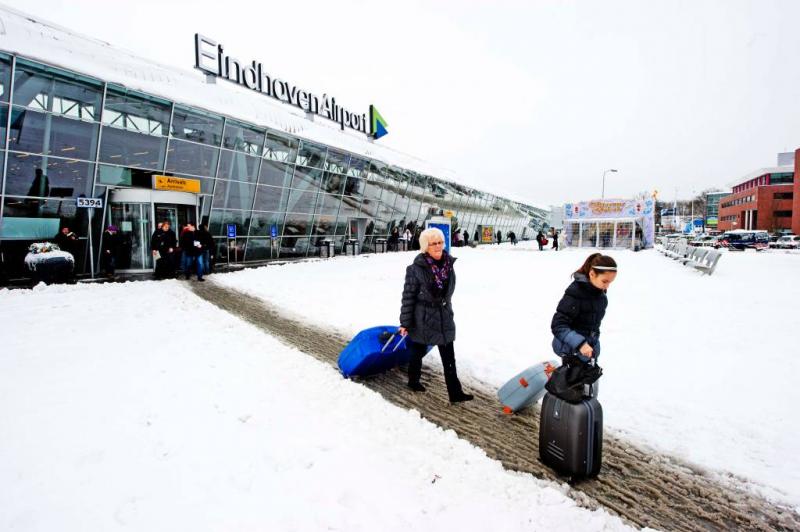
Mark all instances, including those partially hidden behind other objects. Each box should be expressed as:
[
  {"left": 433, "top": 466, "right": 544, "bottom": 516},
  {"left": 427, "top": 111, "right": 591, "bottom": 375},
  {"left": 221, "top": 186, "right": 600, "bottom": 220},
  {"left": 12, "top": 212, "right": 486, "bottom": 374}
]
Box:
[
  {"left": 551, "top": 273, "right": 608, "bottom": 359},
  {"left": 399, "top": 253, "right": 457, "bottom": 346}
]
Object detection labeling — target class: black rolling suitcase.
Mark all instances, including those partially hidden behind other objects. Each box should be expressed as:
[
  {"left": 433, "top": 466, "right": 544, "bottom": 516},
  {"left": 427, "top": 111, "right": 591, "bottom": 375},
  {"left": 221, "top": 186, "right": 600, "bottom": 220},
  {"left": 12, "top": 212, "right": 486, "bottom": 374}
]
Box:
[{"left": 539, "top": 385, "right": 603, "bottom": 479}]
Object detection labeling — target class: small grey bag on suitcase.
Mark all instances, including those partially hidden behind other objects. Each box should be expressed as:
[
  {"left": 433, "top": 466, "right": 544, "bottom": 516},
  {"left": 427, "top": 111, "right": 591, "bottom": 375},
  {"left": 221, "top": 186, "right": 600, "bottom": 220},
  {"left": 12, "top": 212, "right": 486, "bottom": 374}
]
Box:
[{"left": 539, "top": 382, "right": 603, "bottom": 479}]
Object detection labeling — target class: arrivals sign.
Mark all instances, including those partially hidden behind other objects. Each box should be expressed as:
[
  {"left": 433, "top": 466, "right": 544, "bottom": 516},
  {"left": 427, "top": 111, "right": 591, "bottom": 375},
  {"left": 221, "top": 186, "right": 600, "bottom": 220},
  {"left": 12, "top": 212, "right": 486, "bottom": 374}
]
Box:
[
  {"left": 154, "top": 175, "right": 201, "bottom": 193},
  {"left": 194, "top": 34, "right": 388, "bottom": 140}
]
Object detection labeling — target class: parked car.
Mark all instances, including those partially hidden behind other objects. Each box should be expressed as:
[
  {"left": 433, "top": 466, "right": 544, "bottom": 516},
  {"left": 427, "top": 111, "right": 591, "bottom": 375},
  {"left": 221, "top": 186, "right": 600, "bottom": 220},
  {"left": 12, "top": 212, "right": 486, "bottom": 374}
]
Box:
[
  {"left": 775, "top": 235, "right": 800, "bottom": 249},
  {"left": 716, "top": 230, "right": 770, "bottom": 251}
]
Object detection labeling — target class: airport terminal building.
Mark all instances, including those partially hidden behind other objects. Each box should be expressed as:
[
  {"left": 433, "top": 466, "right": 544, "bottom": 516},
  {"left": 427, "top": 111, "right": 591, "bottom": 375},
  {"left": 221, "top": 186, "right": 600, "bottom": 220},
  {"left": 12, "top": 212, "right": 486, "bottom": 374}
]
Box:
[{"left": 0, "top": 6, "right": 547, "bottom": 280}]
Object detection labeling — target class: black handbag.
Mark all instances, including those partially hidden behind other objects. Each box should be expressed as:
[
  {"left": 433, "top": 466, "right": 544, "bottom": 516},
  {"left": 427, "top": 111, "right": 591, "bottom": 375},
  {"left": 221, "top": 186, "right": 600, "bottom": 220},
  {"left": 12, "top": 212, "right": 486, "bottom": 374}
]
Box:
[{"left": 545, "top": 355, "right": 603, "bottom": 403}]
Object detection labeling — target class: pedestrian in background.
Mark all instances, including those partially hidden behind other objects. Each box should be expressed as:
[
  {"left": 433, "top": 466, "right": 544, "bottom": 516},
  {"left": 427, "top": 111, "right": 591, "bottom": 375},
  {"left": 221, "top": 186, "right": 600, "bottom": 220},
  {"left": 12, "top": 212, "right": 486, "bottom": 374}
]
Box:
[
  {"left": 197, "top": 223, "right": 214, "bottom": 275},
  {"left": 152, "top": 220, "right": 177, "bottom": 279},
  {"left": 552, "top": 231, "right": 559, "bottom": 251},
  {"left": 179, "top": 223, "right": 204, "bottom": 281},
  {"left": 398, "top": 227, "right": 473, "bottom": 404},
  {"left": 101, "top": 225, "right": 120, "bottom": 279}
]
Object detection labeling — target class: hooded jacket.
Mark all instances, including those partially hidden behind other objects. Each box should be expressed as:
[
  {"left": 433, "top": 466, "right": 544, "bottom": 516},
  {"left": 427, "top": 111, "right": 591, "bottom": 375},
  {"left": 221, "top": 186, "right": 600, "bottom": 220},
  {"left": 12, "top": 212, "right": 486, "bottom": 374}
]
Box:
[
  {"left": 399, "top": 252, "right": 457, "bottom": 346},
  {"left": 551, "top": 272, "right": 608, "bottom": 358}
]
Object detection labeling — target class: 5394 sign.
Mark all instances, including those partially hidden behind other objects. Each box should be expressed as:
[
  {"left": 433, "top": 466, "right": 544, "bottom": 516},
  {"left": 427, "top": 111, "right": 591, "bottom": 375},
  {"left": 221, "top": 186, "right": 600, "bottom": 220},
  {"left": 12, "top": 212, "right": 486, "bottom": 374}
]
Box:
[{"left": 76, "top": 197, "right": 104, "bottom": 208}]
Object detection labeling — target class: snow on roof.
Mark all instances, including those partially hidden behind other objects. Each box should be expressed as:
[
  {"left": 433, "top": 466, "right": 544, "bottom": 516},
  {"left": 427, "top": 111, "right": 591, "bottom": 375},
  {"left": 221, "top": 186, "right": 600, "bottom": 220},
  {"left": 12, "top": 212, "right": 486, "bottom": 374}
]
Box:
[
  {"left": 0, "top": 4, "right": 540, "bottom": 209},
  {"left": 727, "top": 165, "right": 794, "bottom": 188}
]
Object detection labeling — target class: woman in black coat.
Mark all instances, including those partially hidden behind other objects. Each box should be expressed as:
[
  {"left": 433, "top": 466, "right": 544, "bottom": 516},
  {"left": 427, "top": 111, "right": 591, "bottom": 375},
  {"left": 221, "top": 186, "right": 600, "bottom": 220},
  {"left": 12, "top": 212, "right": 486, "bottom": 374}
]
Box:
[{"left": 398, "top": 228, "right": 473, "bottom": 403}]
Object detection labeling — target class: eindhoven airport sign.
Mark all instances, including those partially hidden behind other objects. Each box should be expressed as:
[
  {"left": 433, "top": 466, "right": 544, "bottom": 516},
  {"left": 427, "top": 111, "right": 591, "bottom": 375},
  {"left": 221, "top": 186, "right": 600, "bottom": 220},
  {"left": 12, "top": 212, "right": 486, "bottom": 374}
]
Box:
[{"left": 194, "top": 34, "right": 388, "bottom": 140}]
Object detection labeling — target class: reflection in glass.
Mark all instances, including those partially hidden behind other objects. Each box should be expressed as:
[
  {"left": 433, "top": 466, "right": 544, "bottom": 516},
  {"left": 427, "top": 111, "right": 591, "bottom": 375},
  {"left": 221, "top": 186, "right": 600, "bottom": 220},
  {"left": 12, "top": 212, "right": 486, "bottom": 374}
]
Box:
[
  {"left": 286, "top": 187, "right": 319, "bottom": 214},
  {"left": 223, "top": 120, "right": 264, "bottom": 155},
  {"left": 296, "top": 140, "right": 326, "bottom": 168},
  {"left": 315, "top": 193, "right": 342, "bottom": 216},
  {"left": 0, "top": 54, "right": 12, "bottom": 102},
  {"left": 252, "top": 185, "right": 290, "bottom": 212},
  {"left": 321, "top": 171, "right": 347, "bottom": 195},
  {"left": 290, "top": 166, "right": 324, "bottom": 192},
  {"left": 4, "top": 152, "right": 94, "bottom": 198},
  {"left": 324, "top": 149, "right": 349, "bottom": 174},
  {"left": 9, "top": 108, "right": 99, "bottom": 161},
  {"left": 264, "top": 132, "right": 298, "bottom": 163},
  {"left": 208, "top": 209, "right": 251, "bottom": 237},
  {"left": 100, "top": 126, "right": 167, "bottom": 170},
  {"left": 218, "top": 150, "right": 259, "bottom": 182},
  {"left": 13, "top": 58, "right": 102, "bottom": 115},
  {"left": 212, "top": 179, "right": 256, "bottom": 211},
  {"left": 170, "top": 105, "right": 223, "bottom": 146},
  {"left": 259, "top": 160, "right": 294, "bottom": 188},
  {"left": 249, "top": 211, "right": 284, "bottom": 237},
  {"left": 102, "top": 86, "right": 170, "bottom": 136},
  {"left": 165, "top": 139, "right": 219, "bottom": 177}
]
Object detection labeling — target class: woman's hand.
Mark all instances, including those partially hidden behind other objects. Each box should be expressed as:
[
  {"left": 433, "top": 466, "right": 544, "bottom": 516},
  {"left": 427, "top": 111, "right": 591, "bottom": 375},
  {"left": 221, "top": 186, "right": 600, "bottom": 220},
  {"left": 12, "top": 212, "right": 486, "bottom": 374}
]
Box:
[
  {"left": 398, "top": 327, "right": 408, "bottom": 336},
  {"left": 579, "top": 343, "right": 594, "bottom": 358}
]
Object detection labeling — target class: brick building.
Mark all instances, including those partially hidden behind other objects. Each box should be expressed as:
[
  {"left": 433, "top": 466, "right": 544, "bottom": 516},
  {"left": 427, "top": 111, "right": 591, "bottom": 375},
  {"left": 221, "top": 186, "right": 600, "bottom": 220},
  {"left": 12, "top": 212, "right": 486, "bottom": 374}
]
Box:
[{"left": 718, "top": 153, "right": 795, "bottom": 232}]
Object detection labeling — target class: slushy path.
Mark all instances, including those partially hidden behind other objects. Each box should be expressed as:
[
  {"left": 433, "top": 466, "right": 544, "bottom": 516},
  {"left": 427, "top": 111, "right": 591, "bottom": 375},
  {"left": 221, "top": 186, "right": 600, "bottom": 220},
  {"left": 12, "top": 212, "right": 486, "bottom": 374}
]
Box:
[{"left": 190, "top": 280, "right": 800, "bottom": 532}]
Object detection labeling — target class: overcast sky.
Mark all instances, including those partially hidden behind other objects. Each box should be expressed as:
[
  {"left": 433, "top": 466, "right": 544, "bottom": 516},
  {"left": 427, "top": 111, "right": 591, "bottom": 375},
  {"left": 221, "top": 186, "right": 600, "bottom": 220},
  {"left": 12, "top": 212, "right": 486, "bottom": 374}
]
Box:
[{"left": 8, "top": 0, "right": 800, "bottom": 206}]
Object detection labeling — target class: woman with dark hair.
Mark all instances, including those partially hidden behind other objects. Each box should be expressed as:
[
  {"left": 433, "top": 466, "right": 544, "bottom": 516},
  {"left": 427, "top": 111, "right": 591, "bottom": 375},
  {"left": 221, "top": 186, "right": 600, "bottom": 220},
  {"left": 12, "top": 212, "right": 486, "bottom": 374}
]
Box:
[
  {"left": 551, "top": 253, "right": 617, "bottom": 363},
  {"left": 398, "top": 227, "right": 473, "bottom": 404}
]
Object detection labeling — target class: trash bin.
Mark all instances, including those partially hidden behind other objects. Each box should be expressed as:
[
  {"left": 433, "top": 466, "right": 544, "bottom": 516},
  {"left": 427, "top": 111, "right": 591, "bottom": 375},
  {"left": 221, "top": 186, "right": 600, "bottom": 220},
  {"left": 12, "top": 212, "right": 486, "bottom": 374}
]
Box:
[
  {"left": 345, "top": 239, "right": 360, "bottom": 256},
  {"left": 375, "top": 238, "right": 387, "bottom": 253},
  {"left": 320, "top": 239, "right": 335, "bottom": 258}
]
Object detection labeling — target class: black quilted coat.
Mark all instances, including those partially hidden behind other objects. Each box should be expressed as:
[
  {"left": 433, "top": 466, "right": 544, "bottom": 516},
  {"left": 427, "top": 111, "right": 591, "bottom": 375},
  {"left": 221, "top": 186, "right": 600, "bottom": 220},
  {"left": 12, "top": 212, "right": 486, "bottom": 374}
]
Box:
[
  {"left": 399, "top": 253, "right": 457, "bottom": 346},
  {"left": 551, "top": 272, "right": 608, "bottom": 358}
]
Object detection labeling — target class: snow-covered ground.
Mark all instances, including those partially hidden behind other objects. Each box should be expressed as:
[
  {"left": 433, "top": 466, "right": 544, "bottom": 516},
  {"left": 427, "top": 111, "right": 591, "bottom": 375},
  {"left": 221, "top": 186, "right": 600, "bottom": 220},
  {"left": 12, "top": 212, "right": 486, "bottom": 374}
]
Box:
[
  {"left": 0, "top": 281, "right": 633, "bottom": 531},
  {"left": 214, "top": 242, "right": 800, "bottom": 510}
]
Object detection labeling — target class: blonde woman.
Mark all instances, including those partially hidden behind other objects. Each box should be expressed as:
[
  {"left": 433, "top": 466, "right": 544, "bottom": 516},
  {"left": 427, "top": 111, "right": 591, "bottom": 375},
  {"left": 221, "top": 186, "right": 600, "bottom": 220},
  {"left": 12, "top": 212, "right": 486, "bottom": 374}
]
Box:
[{"left": 398, "top": 228, "right": 473, "bottom": 403}]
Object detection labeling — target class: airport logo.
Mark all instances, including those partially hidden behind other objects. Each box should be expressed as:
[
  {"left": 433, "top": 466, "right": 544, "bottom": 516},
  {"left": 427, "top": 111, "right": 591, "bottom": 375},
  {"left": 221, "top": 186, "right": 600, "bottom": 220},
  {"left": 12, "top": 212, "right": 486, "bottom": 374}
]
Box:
[
  {"left": 195, "top": 34, "right": 387, "bottom": 140},
  {"left": 369, "top": 105, "right": 388, "bottom": 140}
]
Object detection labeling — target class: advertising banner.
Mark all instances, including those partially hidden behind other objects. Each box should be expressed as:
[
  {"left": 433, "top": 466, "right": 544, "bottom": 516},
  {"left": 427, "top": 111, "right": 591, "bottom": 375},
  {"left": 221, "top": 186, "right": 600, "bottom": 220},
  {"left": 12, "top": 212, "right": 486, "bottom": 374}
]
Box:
[{"left": 480, "top": 225, "right": 495, "bottom": 244}]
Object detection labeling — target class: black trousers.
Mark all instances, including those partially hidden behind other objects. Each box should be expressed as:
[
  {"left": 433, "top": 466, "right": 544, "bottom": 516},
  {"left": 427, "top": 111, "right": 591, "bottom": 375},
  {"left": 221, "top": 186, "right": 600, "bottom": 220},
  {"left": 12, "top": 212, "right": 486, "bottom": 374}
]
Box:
[{"left": 408, "top": 341, "right": 464, "bottom": 400}]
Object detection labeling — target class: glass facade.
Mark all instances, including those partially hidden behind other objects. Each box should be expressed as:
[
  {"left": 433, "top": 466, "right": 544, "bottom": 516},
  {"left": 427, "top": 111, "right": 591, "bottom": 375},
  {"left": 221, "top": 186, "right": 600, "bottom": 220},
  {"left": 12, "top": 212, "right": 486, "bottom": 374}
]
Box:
[{"left": 0, "top": 53, "right": 547, "bottom": 279}]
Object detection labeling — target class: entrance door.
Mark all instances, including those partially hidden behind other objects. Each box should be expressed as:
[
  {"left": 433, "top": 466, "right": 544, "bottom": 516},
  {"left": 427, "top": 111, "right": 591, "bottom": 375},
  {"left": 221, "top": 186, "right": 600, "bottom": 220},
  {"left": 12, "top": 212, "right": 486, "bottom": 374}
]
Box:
[
  {"left": 108, "top": 202, "right": 152, "bottom": 270},
  {"left": 107, "top": 188, "right": 199, "bottom": 273}
]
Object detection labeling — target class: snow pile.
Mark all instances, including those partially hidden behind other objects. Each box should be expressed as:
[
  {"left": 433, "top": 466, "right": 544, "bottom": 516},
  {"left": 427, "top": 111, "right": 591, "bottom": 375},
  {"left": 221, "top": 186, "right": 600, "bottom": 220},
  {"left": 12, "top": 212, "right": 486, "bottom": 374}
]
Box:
[
  {"left": 215, "top": 242, "right": 800, "bottom": 508},
  {"left": 0, "top": 281, "right": 633, "bottom": 531}
]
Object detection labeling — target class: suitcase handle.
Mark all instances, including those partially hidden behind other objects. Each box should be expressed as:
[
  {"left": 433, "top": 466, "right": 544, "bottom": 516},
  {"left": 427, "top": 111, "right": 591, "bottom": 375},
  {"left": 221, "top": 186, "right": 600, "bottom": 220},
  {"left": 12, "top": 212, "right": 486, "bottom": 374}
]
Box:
[
  {"left": 380, "top": 334, "right": 396, "bottom": 353},
  {"left": 391, "top": 335, "right": 407, "bottom": 352}
]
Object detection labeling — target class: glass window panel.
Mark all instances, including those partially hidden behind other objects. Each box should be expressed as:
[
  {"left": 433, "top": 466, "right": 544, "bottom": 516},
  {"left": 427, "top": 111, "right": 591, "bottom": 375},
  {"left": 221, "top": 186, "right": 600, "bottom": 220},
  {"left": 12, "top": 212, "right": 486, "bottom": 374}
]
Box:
[
  {"left": 315, "top": 193, "right": 342, "bottom": 216},
  {"left": 165, "top": 139, "right": 219, "bottom": 177},
  {"left": 263, "top": 132, "right": 298, "bottom": 163},
  {"left": 208, "top": 209, "right": 251, "bottom": 237},
  {"left": 244, "top": 238, "right": 279, "bottom": 261},
  {"left": 285, "top": 187, "right": 319, "bottom": 214},
  {"left": 170, "top": 105, "right": 223, "bottom": 146},
  {"left": 282, "top": 213, "right": 313, "bottom": 238},
  {"left": 13, "top": 59, "right": 102, "bottom": 117},
  {"left": 337, "top": 194, "right": 363, "bottom": 220},
  {"left": 102, "top": 86, "right": 170, "bottom": 136},
  {"left": 324, "top": 149, "right": 349, "bottom": 173},
  {"left": 212, "top": 178, "right": 256, "bottom": 211},
  {"left": 289, "top": 165, "right": 323, "bottom": 192},
  {"left": 296, "top": 140, "right": 326, "bottom": 168},
  {"left": 97, "top": 165, "right": 156, "bottom": 188},
  {"left": 99, "top": 126, "right": 167, "bottom": 170},
  {"left": 252, "top": 185, "right": 290, "bottom": 212},
  {"left": 8, "top": 108, "right": 99, "bottom": 160},
  {"left": 311, "top": 214, "right": 337, "bottom": 239},
  {"left": 259, "top": 160, "right": 294, "bottom": 188},
  {"left": 347, "top": 157, "right": 368, "bottom": 178},
  {"left": 0, "top": 54, "right": 11, "bottom": 102},
  {"left": 343, "top": 176, "right": 365, "bottom": 200},
  {"left": 2, "top": 197, "right": 88, "bottom": 237},
  {"left": 222, "top": 120, "right": 264, "bottom": 154},
  {"left": 217, "top": 149, "right": 259, "bottom": 182},
  {"left": 4, "top": 152, "right": 94, "bottom": 198},
  {"left": 248, "top": 211, "right": 284, "bottom": 237},
  {"left": 321, "top": 171, "right": 347, "bottom": 195},
  {"left": 363, "top": 174, "right": 384, "bottom": 203},
  {"left": 279, "top": 237, "right": 311, "bottom": 258},
  {"left": 0, "top": 104, "right": 8, "bottom": 147}
]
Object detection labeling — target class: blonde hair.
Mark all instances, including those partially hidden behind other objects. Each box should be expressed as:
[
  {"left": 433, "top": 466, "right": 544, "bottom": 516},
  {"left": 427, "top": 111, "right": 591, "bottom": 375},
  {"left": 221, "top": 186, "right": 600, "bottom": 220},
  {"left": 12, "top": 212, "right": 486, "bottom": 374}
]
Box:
[{"left": 419, "top": 227, "right": 445, "bottom": 253}]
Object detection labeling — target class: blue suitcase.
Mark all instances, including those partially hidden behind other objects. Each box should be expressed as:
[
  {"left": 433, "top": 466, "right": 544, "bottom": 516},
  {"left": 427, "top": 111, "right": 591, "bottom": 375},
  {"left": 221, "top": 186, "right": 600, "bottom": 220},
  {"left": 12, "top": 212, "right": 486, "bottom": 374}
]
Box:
[
  {"left": 338, "top": 326, "right": 429, "bottom": 378},
  {"left": 497, "top": 360, "right": 558, "bottom": 414}
]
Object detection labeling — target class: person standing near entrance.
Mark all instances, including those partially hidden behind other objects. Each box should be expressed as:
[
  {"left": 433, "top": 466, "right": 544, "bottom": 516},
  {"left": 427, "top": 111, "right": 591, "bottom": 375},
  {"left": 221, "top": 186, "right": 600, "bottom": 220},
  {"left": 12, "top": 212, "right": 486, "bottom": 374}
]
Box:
[
  {"left": 552, "top": 231, "right": 560, "bottom": 251},
  {"left": 152, "top": 220, "right": 177, "bottom": 279},
  {"left": 179, "top": 223, "right": 204, "bottom": 281},
  {"left": 197, "top": 223, "right": 214, "bottom": 275},
  {"left": 496, "top": 230, "right": 502, "bottom": 245},
  {"left": 101, "top": 225, "right": 120, "bottom": 279},
  {"left": 398, "top": 227, "right": 473, "bottom": 404}
]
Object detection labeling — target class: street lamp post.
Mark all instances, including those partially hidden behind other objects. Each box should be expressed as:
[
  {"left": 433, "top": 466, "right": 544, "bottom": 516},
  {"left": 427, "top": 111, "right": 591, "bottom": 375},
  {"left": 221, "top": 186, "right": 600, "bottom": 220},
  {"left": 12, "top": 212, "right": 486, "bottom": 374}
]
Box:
[{"left": 601, "top": 169, "right": 618, "bottom": 199}]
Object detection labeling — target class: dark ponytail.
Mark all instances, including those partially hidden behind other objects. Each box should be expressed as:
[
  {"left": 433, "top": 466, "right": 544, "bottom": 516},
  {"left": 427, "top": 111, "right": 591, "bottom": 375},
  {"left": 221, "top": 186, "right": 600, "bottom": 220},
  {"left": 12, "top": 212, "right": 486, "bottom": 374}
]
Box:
[{"left": 576, "top": 253, "right": 617, "bottom": 276}]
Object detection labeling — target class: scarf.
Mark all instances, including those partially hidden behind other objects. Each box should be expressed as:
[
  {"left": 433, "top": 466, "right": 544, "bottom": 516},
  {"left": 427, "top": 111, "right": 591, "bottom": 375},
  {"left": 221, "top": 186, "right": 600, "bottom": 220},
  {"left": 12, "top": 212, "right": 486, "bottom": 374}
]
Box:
[{"left": 424, "top": 252, "right": 451, "bottom": 292}]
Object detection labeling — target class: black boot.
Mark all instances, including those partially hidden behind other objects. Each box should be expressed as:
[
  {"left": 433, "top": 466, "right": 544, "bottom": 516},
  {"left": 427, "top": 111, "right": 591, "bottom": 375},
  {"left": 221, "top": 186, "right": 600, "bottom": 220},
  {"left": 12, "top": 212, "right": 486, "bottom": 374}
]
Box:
[
  {"left": 440, "top": 344, "right": 472, "bottom": 403},
  {"left": 408, "top": 341, "right": 427, "bottom": 392}
]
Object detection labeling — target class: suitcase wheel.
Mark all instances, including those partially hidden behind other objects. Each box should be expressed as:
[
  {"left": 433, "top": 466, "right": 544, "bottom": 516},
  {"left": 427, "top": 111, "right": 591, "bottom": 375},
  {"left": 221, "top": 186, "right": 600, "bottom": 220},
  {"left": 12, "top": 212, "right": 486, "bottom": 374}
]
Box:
[
  {"left": 519, "top": 377, "right": 529, "bottom": 387},
  {"left": 502, "top": 406, "right": 513, "bottom": 415}
]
